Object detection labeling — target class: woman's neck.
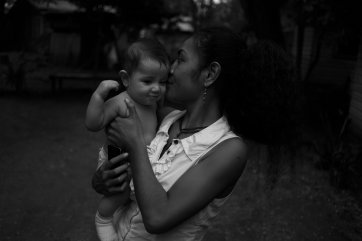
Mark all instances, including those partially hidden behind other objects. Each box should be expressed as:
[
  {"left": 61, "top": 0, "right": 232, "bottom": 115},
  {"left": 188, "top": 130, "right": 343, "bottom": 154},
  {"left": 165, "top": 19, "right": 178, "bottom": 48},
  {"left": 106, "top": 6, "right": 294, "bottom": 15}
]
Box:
[{"left": 182, "top": 94, "right": 222, "bottom": 129}]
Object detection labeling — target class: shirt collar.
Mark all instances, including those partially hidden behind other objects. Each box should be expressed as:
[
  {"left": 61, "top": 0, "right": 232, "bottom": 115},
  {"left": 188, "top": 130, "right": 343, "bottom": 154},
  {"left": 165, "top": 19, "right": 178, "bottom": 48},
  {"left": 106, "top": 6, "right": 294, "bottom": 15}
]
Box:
[
  {"left": 156, "top": 110, "right": 232, "bottom": 162},
  {"left": 157, "top": 109, "right": 186, "bottom": 136},
  {"left": 180, "top": 116, "right": 231, "bottom": 162}
]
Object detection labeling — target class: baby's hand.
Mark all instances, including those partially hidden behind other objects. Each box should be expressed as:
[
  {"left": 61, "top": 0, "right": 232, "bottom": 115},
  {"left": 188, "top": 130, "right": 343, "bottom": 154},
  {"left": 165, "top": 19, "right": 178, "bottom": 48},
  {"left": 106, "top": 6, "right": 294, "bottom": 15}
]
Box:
[{"left": 95, "top": 80, "right": 120, "bottom": 99}]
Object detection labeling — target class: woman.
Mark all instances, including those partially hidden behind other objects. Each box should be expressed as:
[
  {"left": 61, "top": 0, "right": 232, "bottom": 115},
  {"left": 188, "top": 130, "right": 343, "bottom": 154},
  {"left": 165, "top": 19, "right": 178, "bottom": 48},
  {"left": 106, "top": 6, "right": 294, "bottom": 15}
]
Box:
[{"left": 92, "top": 27, "right": 295, "bottom": 240}]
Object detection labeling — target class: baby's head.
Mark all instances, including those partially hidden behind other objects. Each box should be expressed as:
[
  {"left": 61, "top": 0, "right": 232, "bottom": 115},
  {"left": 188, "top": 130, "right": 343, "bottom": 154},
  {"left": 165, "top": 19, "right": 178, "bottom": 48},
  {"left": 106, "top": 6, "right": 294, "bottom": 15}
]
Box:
[{"left": 120, "top": 38, "right": 170, "bottom": 106}]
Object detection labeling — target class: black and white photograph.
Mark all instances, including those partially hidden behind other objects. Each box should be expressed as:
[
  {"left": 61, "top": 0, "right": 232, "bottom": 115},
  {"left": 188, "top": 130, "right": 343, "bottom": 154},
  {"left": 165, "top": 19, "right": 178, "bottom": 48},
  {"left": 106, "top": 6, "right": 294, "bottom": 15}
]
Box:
[{"left": 1, "top": 0, "right": 362, "bottom": 240}]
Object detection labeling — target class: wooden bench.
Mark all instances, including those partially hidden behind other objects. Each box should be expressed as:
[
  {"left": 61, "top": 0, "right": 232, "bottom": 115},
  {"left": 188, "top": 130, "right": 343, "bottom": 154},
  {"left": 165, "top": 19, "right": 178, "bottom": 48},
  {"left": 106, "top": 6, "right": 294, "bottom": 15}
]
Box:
[{"left": 49, "top": 71, "right": 120, "bottom": 92}]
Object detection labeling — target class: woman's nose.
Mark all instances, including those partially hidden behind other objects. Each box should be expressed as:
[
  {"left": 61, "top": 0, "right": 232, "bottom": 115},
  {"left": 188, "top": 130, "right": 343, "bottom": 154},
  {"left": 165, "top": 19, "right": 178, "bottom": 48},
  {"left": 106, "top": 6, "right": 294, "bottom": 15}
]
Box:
[{"left": 170, "top": 60, "right": 176, "bottom": 74}]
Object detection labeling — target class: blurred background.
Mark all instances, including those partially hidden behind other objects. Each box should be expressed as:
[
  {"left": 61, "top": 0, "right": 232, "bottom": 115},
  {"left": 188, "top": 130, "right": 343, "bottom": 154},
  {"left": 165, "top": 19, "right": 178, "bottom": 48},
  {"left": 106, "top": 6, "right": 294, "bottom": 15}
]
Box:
[{"left": 0, "top": 0, "right": 362, "bottom": 240}]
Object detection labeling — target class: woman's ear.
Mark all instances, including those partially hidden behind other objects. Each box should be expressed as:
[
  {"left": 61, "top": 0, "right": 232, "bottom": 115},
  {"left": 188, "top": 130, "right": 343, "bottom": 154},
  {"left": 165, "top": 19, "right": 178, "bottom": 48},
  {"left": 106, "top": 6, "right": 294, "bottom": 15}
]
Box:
[
  {"left": 204, "top": 62, "right": 221, "bottom": 87},
  {"left": 119, "top": 70, "right": 130, "bottom": 88}
]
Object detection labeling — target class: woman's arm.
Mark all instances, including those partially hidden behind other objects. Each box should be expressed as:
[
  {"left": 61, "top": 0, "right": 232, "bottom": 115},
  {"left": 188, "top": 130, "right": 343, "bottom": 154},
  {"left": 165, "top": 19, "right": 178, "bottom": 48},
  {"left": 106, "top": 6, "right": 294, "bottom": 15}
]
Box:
[
  {"left": 136, "top": 138, "right": 246, "bottom": 234},
  {"left": 107, "top": 100, "right": 248, "bottom": 233}
]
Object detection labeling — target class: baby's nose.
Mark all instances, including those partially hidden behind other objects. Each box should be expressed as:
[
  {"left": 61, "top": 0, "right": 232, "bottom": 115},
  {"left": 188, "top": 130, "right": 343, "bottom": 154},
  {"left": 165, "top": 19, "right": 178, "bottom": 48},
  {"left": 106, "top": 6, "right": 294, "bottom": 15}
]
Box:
[{"left": 151, "top": 84, "right": 160, "bottom": 92}]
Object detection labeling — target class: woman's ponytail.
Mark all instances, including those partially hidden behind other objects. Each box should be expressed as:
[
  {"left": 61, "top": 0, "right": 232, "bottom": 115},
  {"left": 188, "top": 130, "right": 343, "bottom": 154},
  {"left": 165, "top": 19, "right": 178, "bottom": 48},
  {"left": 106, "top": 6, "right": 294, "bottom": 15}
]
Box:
[{"left": 225, "top": 40, "right": 297, "bottom": 145}]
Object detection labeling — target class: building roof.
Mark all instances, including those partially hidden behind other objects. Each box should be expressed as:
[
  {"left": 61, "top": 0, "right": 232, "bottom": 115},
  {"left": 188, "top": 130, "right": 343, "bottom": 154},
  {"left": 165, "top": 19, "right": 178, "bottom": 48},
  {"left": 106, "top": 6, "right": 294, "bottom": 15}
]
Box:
[{"left": 29, "top": 0, "right": 84, "bottom": 13}]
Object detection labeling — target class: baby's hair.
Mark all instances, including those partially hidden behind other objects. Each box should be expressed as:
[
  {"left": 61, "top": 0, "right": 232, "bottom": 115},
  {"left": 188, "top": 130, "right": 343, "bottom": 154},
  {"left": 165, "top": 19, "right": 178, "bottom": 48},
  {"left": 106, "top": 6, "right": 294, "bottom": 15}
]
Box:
[{"left": 123, "top": 38, "right": 170, "bottom": 75}]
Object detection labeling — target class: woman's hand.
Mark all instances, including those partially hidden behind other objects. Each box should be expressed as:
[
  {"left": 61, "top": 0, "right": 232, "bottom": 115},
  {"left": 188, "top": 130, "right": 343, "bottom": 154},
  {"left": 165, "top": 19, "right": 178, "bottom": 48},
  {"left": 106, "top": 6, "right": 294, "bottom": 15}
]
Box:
[
  {"left": 92, "top": 152, "right": 131, "bottom": 195},
  {"left": 106, "top": 98, "right": 145, "bottom": 151}
]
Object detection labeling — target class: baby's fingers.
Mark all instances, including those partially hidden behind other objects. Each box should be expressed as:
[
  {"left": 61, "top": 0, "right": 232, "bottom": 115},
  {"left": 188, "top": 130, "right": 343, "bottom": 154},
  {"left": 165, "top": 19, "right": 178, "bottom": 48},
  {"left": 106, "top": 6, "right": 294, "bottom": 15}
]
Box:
[
  {"left": 100, "top": 80, "right": 119, "bottom": 91},
  {"left": 107, "top": 80, "right": 120, "bottom": 90}
]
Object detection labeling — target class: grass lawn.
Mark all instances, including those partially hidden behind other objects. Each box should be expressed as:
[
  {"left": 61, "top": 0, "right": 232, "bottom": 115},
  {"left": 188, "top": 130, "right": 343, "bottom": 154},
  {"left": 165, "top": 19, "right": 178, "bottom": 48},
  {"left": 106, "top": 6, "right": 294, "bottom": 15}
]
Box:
[{"left": 1, "top": 88, "right": 361, "bottom": 241}]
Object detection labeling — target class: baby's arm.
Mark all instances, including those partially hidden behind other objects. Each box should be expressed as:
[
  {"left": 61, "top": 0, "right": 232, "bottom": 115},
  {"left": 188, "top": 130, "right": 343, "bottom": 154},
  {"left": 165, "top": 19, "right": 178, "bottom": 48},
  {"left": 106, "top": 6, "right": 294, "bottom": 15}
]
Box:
[{"left": 85, "top": 80, "right": 121, "bottom": 131}]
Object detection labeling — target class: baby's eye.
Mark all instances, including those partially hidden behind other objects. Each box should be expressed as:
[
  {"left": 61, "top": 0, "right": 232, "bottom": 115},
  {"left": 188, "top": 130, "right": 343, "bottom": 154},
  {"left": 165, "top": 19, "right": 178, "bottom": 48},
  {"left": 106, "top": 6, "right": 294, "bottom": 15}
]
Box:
[{"left": 142, "top": 80, "right": 152, "bottom": 84}]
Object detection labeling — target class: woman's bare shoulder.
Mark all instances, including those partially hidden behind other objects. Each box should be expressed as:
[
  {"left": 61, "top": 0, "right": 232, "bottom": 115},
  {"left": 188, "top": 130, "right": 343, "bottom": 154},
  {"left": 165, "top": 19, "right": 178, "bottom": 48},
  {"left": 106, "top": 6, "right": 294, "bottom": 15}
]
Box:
[
  {"left": 202, "top": 137, "right": 248, "bottom": 169},
  {"left": 213, "top": 136, "right": 246, "bottom": 155}
]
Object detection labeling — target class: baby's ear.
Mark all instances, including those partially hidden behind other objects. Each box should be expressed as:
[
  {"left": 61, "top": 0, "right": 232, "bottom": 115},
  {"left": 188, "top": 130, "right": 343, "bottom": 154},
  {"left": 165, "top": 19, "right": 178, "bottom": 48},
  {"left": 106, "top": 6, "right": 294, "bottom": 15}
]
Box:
[{"left": 119, "top": 70, "right": 129, "bottom": 88}]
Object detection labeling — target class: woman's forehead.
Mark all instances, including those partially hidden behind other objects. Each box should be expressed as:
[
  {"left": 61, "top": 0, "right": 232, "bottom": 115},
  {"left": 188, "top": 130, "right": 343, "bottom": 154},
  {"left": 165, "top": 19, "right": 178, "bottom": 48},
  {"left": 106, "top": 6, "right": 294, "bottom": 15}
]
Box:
[{"left": 180, "top": 37, "right": 198, "bottom": 57}]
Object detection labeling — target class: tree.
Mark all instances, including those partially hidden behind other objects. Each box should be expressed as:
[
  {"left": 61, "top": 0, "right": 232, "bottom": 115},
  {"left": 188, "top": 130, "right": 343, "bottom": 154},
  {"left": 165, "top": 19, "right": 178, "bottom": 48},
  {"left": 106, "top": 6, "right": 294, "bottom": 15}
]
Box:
[
  {"left": 286, "top": 0, "right": 361, "bottom": 82},
  {"left": 65, "top": 0, "right": 167, "bottom": 69},
  {"left": 193, "top": 0, "right": 245, "bottom": 31},
  {"left": 70, "top": 0, "right": 166, "bottom": 29},
  {"left": 239, "top": 0, "right": 287, "bottom": 48},
  {"left": 0, "top": 0, "right": 5, "bottom": 23}
]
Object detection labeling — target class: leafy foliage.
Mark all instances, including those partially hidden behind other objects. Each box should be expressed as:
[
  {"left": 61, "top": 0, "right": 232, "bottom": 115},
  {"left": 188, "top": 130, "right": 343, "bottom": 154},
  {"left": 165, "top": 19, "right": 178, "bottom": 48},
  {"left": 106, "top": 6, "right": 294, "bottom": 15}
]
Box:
[
  {"left": 285, "top": 0, "right": 361, "bottom": 30},
  {"left": 69, "top": 0, "right": 167, "bottom": 28}
]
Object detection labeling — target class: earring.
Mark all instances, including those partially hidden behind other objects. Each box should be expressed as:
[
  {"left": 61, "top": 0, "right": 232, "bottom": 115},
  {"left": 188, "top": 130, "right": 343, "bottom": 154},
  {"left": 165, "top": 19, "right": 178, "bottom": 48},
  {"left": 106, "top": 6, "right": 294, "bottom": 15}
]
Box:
[{"left": 202, "top": 87, "right": 207, "bottom": 102}]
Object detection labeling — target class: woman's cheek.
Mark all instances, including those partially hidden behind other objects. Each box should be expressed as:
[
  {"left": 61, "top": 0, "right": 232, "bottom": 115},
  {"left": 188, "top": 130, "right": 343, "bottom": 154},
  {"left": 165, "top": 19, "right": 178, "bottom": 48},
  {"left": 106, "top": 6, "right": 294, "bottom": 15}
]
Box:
[{"left": 161, "top": 86, "right": 166, "bottom": 95}]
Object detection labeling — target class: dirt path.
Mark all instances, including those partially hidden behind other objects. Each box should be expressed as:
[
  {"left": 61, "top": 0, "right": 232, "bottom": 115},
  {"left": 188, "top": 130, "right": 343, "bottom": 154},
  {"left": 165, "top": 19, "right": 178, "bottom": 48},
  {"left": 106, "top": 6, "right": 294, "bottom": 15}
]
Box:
[
  {"left": 0, "top": 91, "right": 101, "bottom": 241},
  {"left": 1, "top": 90, "right": 361, "bottom": 241}
]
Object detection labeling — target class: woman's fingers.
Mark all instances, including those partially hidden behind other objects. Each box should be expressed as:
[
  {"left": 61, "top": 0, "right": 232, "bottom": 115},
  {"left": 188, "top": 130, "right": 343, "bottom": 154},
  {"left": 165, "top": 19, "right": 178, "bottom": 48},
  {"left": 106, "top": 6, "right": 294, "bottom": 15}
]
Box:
[
  {"left": 105, "top": 172, "right": 128, "bottom": 187},
  {"left": 108, "top": 152, "right": 128, "bottom": 168},
  {"left": 93, "top": 152, "right": 130, "bottom": 195},
  {"left": 126, "top": 166, "right": 132, "bottom": 180},
  {"left": 124, "top": 98, "right": 136, "bottom": 117},
  {"left": 102, "top": 161, "right": 129, "bottom": 179},
  {"left": 109, "top": 181, "right": 129, "bottom": 193}
]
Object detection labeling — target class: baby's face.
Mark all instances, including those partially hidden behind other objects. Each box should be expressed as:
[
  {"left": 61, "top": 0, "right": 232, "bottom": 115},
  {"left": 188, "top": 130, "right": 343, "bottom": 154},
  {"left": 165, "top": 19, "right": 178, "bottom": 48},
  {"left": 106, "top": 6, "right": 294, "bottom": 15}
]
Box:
[{"left": 127, "top": 58, "right": 169, "bottom": 106}]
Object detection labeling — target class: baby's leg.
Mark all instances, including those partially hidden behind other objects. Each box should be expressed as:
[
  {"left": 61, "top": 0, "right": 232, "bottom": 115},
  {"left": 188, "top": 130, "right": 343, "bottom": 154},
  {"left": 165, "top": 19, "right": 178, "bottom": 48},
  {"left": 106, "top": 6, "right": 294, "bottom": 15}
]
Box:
[
  {"left": 98, "top": 186, "right": 130, "bottom": 217},
  {"left": 95, "top": 187, "right": 130, "bottom": 241},
  {"left": 99, "top": 143, "right": 129, "bottom": 218},
  {"left": 95, "top": 211, "right": 117, "bottom": 241}
]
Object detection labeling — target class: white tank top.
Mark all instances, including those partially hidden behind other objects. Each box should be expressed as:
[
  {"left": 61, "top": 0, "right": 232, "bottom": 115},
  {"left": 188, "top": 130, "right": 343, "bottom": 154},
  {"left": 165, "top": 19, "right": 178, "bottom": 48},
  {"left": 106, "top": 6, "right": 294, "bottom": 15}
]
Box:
[{"left": 111, "top": 110, "right": 240, "bottom": 241}]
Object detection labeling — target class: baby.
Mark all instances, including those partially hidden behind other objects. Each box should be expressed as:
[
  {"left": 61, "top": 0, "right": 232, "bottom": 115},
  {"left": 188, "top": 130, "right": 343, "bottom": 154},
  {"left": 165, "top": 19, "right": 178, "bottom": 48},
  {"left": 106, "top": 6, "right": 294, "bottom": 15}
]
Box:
[{"left": 85, "top": 38, "right": 169, "bottom": 241}]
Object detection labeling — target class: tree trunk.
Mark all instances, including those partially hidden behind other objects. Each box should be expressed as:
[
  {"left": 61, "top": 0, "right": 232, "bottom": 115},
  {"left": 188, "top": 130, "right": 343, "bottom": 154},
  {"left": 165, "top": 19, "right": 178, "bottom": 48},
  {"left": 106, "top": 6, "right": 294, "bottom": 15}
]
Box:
[
  {"left": 0, "top": 0, "right": 6, "bottom": 46},
  {"left": 295, "top": 0, "right": 305, "bottom": 82},
  {"left": 239, "top": 0, "right": 285, "bottom": 48},
  {"left": 304, "top": 30, "right": 324, "bottom": 83},
  {"left": 295, "top": 20, "right": 305, "bottom": 81},
  {"left": 0, "top": 0, "right": 4, "bottom": 22},
  {"left": 189, "top": 0, "right": 198, "bottom": 30}
]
